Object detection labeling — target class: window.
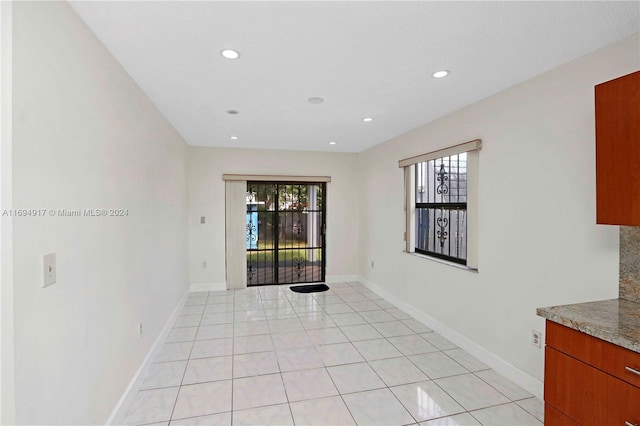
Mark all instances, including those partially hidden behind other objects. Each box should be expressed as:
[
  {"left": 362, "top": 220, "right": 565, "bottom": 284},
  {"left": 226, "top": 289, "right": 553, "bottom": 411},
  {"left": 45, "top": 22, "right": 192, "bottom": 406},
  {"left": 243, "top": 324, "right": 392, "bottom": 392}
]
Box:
[
  {"left": 399, "top": 140, "right": 481, "bottom": 269},
  {"left": 415, "top": 153, "right": 467, "bottom": 264}
]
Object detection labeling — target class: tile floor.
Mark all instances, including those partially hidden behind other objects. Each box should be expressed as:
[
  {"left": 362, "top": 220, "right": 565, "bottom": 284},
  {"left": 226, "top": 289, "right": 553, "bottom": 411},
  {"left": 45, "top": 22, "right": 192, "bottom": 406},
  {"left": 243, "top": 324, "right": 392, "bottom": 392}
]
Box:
[{"left": 122, "top": 282, "right": 544, "bottom": 426}]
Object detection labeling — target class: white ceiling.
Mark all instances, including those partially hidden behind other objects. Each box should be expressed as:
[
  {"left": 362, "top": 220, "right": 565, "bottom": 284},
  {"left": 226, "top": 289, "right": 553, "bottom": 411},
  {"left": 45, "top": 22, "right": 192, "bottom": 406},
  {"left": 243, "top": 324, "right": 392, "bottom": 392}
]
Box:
[{"left": 69, "top": 1, "right": 640, "bottom": 153}]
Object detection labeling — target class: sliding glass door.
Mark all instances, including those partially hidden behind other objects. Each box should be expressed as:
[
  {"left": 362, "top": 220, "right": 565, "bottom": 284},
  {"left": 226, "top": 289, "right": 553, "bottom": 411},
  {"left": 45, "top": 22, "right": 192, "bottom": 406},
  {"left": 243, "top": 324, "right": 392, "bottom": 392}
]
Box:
[{"left": 245, "top": 182, "right": 325, "bottom": 285}]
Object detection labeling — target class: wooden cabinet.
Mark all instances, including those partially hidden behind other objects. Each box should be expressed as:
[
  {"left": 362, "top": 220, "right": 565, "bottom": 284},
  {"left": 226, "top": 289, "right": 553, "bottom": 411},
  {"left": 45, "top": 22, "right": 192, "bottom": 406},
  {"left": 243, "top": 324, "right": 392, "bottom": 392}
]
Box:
[
  {"left": 595, "top": 70, "right": 640, "bottom": 226},
  {"left": 545, "top": 403, "right": 579, "bottom": 426},
  {"left": 544, "top": 321, "right": 640, "bottom": 425}
]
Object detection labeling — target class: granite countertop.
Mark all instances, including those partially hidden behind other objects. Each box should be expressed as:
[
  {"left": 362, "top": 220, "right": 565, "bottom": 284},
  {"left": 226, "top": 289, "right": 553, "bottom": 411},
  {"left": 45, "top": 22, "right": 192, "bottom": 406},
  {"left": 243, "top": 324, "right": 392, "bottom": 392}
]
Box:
[{"left": 537, "top": 298, "right": 640, "bottom": 353}]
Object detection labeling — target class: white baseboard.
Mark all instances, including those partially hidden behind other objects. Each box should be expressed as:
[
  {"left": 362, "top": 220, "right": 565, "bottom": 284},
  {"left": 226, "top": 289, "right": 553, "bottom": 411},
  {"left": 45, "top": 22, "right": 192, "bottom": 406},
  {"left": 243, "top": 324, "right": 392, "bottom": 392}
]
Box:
[
  {"left": 190, "top": 281, "right": 227, "bottom": 292},
  {"left": 106, "top": 290, "right": 189, "bottom": 425},
  {"left": 357, "top": 275, "right": 544, "bottom": 400},
  {"left": 325, "top": 274, "right": 359, "bottom": 283}
]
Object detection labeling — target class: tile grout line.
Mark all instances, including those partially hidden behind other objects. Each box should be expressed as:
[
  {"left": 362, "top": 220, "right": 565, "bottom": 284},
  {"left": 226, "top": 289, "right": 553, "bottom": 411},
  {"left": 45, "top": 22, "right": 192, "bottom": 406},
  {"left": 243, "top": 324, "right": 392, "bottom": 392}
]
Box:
[
  {"left": 321, "top": 283, "right": 363, "bottom": 426},
  {"left": 336, "top": 283, "right": 522, "bottom": 424},
  {"left": 167, "top": 292, "right": 206, "bottom": 424},
  {"left": 132, "top": 283, "right": 542, "bottom": 425},
  {"left": 344, "top": 285, "right": 421, "bottom": 425},
  {"left": 229, "top": 288, "right": 237, "bottom": 425},
  {"left": 289, "top": 285, "right": 354, "bottom": 425},
  {"left": 331, "top": 285, "right": 417, "bottom": 425}
]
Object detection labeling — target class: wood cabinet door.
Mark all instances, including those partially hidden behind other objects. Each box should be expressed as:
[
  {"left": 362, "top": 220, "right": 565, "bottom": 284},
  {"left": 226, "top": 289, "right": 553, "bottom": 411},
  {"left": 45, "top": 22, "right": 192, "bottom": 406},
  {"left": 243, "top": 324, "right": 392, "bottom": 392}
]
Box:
[
  {"left": 545, "top": 347, "right": 640, "bottom": 425},
  {"left": 595, "top": 70, "right": 640, "bottom": 226},
  {"left": 544, "top": 403, "right": 579, "bottom": 426},
  {"left": 546, "top": 321, "right": 640, "bottom": 388}
]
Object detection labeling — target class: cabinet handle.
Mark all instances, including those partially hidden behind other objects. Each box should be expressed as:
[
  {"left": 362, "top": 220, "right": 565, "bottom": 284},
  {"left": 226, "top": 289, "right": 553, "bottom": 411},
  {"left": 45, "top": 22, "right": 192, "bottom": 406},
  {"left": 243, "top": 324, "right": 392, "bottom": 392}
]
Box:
[
  {"left": 624, "top": 422, "right": 638, "bottom": 426},
  {"left": 625, "top": 366, "right": 640, "bottom": 376}
]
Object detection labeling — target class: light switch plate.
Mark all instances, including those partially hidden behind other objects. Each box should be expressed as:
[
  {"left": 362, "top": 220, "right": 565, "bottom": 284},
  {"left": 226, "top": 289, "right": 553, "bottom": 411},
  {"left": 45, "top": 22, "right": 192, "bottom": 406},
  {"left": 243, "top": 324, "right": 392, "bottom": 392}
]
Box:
[{"left": 43, "top": 253, "right": 56, "bottom": 288}]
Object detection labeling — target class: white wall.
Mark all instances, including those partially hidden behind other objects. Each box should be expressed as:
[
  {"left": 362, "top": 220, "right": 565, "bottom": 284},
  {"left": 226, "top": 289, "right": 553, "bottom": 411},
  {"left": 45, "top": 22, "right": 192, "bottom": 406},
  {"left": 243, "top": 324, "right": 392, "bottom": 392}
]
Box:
[
  {"left": 189, "top": 147, "right": 359, "bottom": 288},
  {"left": 11, "top": 3, "right": 189, "bottom": 424},
  {"left": 0, "top": 1, "right": 16, "bottom": 424},
  {"left": 358, "top": 33, "right": 640, "bottom": 390}
]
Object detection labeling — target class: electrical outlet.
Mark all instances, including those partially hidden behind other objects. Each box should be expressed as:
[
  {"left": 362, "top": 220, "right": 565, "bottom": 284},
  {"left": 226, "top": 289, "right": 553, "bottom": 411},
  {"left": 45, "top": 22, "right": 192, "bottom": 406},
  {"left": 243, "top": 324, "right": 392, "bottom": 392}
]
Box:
[
  {"left": 43, "top": 253, "right": 57, "bottom": 288},
  {"left": 138, "top": 322, "right": 143, "bottom": 338},
  {"left": 371, "top": 261, "right": 374, "bottom": 268},
  {"left": 200, "top": 216, "right": 206, "bottom": 224},
  {"left": 531, "top": 329, "right": 542, "bottom": 348}
]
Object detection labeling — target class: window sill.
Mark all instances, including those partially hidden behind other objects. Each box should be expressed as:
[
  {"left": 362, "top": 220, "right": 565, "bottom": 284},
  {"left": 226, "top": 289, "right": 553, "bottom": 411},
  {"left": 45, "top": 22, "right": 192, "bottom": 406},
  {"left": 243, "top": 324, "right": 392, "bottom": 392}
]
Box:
[{"left": 404, "top": 251, "right": 478, "bottom": 273}]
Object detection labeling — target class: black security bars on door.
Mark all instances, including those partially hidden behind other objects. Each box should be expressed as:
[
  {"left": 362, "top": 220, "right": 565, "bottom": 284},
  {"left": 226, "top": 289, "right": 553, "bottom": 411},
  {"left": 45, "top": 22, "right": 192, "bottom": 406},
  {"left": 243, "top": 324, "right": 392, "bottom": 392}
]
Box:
[{"left": 246, "top": 182, "right": 326, "bottom": 286}]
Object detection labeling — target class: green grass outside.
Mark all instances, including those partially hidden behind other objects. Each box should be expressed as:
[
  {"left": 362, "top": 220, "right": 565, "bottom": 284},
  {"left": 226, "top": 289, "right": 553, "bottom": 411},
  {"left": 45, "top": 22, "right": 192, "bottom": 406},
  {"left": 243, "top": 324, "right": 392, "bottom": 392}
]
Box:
[
  {"left": 247, "top": 247, "right": 323, "bottom": 263},
  {"left": 255, "top": 240, "right": 312, "bottom": 250}
]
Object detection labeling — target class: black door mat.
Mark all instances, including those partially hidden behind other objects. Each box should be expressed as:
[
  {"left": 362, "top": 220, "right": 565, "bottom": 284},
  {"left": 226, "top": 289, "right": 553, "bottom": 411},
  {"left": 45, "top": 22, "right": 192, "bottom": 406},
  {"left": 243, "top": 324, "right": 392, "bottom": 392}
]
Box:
[{"left": 289, "top": 284, "right": 330, "bottom": 293}]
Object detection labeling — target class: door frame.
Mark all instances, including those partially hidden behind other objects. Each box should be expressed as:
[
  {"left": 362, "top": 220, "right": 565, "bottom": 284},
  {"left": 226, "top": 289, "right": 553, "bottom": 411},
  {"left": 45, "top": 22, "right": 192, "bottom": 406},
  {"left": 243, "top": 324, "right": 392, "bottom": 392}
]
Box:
[{"left": 222, "top": 174, "right": 331, "bottom": 290}]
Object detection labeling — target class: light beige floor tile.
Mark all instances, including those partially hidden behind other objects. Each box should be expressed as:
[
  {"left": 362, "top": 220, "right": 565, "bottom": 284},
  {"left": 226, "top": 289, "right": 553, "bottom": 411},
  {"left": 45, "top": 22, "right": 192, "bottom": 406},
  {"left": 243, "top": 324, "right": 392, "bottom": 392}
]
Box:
[{"left": 290, "top": 396, "right": 356, "bottom": 426}]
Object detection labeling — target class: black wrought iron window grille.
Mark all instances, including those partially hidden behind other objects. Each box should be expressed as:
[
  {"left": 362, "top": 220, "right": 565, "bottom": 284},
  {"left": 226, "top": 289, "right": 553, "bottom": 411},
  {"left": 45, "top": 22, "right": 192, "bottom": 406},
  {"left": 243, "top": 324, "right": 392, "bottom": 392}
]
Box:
[{"left": 414, "top": 153, "right": 468, "bottom": 265}]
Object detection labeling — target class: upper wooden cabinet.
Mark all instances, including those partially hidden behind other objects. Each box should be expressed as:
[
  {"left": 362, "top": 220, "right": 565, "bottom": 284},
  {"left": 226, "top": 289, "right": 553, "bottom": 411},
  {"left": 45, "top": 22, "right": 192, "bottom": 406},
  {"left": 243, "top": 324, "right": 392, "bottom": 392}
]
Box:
[{"left": 595, "top": 70, "right": 640, "bottom": 226}]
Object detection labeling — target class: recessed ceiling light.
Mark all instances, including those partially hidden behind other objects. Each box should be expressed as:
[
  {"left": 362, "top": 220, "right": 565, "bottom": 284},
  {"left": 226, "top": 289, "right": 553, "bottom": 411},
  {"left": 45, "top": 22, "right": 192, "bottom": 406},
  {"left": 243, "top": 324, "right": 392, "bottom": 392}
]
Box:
[
  {"left": 432, "top": 70, "right": 449, "bottom": 78},
  {"left": 329, "top": 141, "right": 337, "bottom": 145},
  {"left": 226, "top": 109, "right": 239, "bottom": 115},
  {"left": 363, "top": 117, "right": 373, "bottom": 122},
  {"left": 221, "top": 49, "right": 240, "bottom": 59},
  {"left": 230, "top": 136, "right": 239, "bottom": 140},
  {"left": 308, "top": 97, "right": 324, "bottom": 104}
]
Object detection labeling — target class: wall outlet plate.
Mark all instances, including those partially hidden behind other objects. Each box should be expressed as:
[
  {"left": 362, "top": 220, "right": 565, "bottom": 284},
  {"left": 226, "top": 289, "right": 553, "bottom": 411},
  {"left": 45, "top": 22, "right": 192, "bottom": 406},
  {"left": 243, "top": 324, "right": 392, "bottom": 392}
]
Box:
[
  {"left": 43, "top": 253, "right": 56, "bottom": 288},
  {"left": 531, "top": 329, "right": 542, "bottom": 348}
]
